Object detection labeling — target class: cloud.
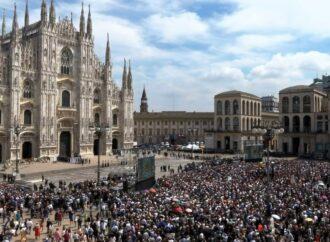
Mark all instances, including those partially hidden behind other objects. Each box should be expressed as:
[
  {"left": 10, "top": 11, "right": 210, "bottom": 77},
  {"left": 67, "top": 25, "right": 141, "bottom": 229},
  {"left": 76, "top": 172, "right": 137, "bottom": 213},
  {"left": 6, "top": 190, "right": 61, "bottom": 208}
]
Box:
[
  {"left": 224, "top": 34, "right": 295, "bottom": 54},
  {"left": 144, "top": 12, "right": 209, "bottom": 43},
  {"left": 216, "top": 0, "right": 330, "bottom": 38}
]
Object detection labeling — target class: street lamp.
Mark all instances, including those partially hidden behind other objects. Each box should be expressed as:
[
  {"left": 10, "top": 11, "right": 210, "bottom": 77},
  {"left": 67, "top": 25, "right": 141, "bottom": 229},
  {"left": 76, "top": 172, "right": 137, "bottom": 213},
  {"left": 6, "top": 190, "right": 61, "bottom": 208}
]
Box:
[
  {"left": 252, "top": 124, "right": 284, "bottom": 206},
  {"left": 89, "top": 122, "right": 110, "bottom": 184},
  {"left": 12, "top": 123, "right": 25, "bottom": 178},
  {"left": 188, "top": 128, "right": 197, "bottom": 159}
]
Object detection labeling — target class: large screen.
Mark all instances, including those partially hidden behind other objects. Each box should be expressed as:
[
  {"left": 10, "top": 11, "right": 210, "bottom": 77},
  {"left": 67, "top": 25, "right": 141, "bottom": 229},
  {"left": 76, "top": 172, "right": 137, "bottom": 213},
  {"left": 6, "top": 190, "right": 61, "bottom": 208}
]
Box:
[
  {"left": 244, "top": 144, "right": 263, "bottom": 162},
  {"left": 137, "top": 156, "right": 155, "bottom": 182}
]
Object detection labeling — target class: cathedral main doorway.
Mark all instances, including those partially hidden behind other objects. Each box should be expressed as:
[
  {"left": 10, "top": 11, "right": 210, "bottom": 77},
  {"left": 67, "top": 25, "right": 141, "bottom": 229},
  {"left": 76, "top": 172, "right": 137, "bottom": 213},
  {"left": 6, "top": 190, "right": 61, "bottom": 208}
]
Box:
[
  {"left": 93, "top": 139, "right": 99, "bottom": 155},
  {"left": 22, "top": 142, "right": 32, "bottom": 159},
  {"left": 112, "top": 138, "right": 118, "bottom": 150},
  {"left": 60, "top": 132, "right": 71, "bottom": 157}
]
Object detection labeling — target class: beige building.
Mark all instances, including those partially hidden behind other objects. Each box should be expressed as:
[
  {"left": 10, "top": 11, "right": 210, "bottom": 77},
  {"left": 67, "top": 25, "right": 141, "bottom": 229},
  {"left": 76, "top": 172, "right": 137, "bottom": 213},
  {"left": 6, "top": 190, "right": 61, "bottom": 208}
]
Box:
[
  {"left": 278, "top": 85, "right": 329, "bottom": 157},
  {"left": 207, "top": 90, "right": 262, "bottom": 152},
  {"left": 0, "top": 2, "right": 134, "bottom": 162},
  {"left": 134, "top": 88, "right": 213, "bottom": 145}
]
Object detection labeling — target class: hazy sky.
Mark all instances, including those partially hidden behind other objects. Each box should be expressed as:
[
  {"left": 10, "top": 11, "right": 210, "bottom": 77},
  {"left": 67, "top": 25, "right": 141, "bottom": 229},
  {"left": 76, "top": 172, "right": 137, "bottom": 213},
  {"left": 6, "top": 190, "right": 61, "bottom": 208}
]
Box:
[{"left": 2, "top": 0, "right": 330, "bottom": 112}]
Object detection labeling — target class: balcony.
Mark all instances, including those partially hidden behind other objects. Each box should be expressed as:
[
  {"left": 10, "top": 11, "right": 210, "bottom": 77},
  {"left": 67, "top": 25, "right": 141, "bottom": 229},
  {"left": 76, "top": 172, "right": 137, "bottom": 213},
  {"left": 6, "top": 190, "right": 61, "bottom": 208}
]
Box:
[{"left": 57, "top": 104, "right": 76, "bottom": 120}]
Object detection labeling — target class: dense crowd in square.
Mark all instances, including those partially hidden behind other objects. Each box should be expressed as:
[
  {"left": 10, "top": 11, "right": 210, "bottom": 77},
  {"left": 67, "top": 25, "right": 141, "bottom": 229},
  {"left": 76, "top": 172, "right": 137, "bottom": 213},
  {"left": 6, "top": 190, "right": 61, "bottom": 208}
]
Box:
[{"left": 0, "top": 158, "right": 329, "bottom": 241}]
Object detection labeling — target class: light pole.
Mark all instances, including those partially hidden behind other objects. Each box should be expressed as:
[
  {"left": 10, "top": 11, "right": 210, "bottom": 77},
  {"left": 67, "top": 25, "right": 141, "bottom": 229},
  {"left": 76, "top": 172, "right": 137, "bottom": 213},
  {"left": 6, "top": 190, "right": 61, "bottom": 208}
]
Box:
[
  {"left": 252, "top": 124, "right": 284, "bottom": 206},
  {"left": 89, "top": 122, "right": 110, "bottom": 184},
  {"left": 12, "top": 123, "right": 25, "bottom": 177},
  {"left": 188, "top": 128, "right": 197, "bottom": 159}
]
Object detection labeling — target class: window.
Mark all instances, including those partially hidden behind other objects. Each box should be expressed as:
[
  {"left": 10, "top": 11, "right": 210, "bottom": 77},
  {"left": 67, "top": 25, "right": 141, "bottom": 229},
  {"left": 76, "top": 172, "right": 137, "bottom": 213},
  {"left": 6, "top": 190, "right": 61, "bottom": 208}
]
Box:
[
  {"left": 233, "top": 100, "right": 239, "bottom": 115},
  {"left": 24, "top": 110, "right": 32, "bottom": 126},
  {"left": 303, "top": 116, "right": 311, "bottom": 133},
  {"left": 225, "top": 101, "right": 230, "bottom": 115},
  {"left": 292, "top": 96, "right": 300, "bottom": 113},
  {"left": 149, "top": 129, "right": 152, "bottom": 135},
  {"left": 303, "top": 95, "right": 311, "bottom": 113},
  {"left": 23, "top": 80, "right": 33, "bottom": 98},
  {"left": 216, "top": 101, "right": 222, "bottom": 115},
  {"left": 317, "top": 121, "right": 323, "bottom": 133},
  {"left": 242, "top": 100, "right": 245, "bottom": 115},
  {"left": 217, "top": 117, "right": 222, "bottom": 130},
  {"left": 149, "top": 121, "right": 152, "bottom": 126},
  {"left": 283, "top": 116, "right": 290, "bottom": 132},
  {"left": 282, "top": 97, "right": 289, "bottom": 113},
  {"left": 233, "top": 117, "right": 239, "bottom": 131},
  {"left": 62, "top": 90, "right": 70, "bottom": 107},
  {"left": 113, "top": 114, "right": 117, "bottom": 126},
  {"left": 195, "top": 121, "right": 199, "bottom": 125},
  {"left": 93, "top": 89, "right": 100, "bottom": 104},
  {"left": 180, "top": 121, "right": 183, "bottom": 125},
  {"left": 94, "top": 113, "right": 100, "bottom": 125},
  {"left": 225, "top": 117, "right": 230, "bottom": 131},
  {"left": 60, "top": 47, "right": 73, "bottom": 75},
  {"left": 172, "top": 121, "right": 175, "bottom": 125},
  {"left": 292, "top": 116, "right": 300, "bottom": 132}
]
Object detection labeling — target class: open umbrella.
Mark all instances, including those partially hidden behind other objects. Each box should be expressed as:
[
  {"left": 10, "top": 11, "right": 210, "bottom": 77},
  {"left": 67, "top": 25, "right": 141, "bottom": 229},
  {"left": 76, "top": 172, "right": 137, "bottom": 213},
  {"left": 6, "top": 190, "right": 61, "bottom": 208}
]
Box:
[
  {"left": 149, "top": 188, "right": 157, "bottom": 193},
  {"left": 185, "top": 208, "right": 192, "bottom": 213},
  {"left": 305, "top": 218, "right": 313, "bottom": 223},
  {"left": 272, "top": 214, "right": 280, "bottom": 220},
  {"left": 173, "top": 207, "right": 183, "bottom": 213}
]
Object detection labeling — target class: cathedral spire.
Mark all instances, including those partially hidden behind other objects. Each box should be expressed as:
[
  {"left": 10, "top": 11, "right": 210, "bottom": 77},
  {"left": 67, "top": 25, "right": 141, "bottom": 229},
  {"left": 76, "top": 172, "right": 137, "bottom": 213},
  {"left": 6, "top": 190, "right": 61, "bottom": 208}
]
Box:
[
  {"left": 127, "top": 60, "right": 132, "bottom": 90},
  {"left": 25, "top": 0, "right": 29, "bottom": 27},
  {"left": 87, "top": 4, "right": 92, "bottom": 37},
  {"left": 105, "top": 33, "right": 110, "bottom": 66},
  {"left": 41, "top": 0, "right": 47, "bottom": 23},
  {"left": 49, "top": 0, "right": 56, "bottom": 26},
  {"left": 140, "top": 86, "right": 148, "bottom": 113},
  {"left": 79, "top": 2, "right": 85, "bottom": 36},
  {"left": 1, "top": 9, "right": 5, "bottom": 38},
  {"left": 12, "top": 3, "right": 19, "bottom": 40},
  {"left": 122, "top": 59, "right": 127, "bottom": 89}
]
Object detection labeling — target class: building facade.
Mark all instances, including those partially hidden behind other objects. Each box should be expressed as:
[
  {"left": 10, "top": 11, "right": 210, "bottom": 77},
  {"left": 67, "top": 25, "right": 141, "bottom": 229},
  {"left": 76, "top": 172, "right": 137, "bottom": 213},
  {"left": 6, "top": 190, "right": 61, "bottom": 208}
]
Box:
[
  {"left": 278, "top": 85, "right": 329, "bottom": 158},
  {"left": 0, "top": 2, "right": 134, "bottom": 162},
  {"left": 134, "top": 88, "right": 213, "bottom": 145},
  {"left": 261, "top": 95, "right": 279, "bottom": 112}
]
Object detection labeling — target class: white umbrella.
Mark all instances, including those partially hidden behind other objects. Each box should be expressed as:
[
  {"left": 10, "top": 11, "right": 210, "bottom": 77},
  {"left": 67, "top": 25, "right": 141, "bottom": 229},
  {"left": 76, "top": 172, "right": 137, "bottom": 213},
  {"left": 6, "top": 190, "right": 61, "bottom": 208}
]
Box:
[{"left": 272, "top": 214, "right": 280, "bottom": 220}]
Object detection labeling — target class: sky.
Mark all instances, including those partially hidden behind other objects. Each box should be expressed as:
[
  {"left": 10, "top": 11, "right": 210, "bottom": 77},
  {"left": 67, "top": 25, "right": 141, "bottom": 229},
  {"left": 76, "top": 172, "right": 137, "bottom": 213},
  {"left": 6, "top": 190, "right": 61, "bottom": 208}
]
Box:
[{"left": 2, "top": 0, "right": 330, "bottom": 112}]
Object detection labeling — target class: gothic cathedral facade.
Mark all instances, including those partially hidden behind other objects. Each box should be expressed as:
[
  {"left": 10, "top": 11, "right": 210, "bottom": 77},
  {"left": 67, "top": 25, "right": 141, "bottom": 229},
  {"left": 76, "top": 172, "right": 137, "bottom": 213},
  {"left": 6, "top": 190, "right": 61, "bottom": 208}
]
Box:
[{"left": 0, "top": 1, "right": 134, "bottom": 162}]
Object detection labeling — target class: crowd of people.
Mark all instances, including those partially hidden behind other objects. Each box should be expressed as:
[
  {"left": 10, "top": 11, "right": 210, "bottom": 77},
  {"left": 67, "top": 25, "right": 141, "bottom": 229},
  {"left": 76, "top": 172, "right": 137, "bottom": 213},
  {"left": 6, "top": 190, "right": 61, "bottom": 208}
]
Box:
[{"left": 0, "top": 158, "right": 329, "bottom": 241}]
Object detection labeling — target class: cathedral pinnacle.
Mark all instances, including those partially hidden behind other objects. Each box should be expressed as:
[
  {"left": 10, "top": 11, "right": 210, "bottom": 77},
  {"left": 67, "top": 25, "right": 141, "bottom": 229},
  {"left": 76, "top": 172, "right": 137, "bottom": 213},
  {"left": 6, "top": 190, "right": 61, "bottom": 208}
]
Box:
[
  {"left": 128, "top": 60, "right": 133, "bottom": 90},
  {"left": 105, "top": 33, "right": 110, "bottom": 66},
  {"left": 122, "top": 59, "right": 127, "bottom": 89},
  {"left": 87, "top": 4, "right": 92, "bottom": 37},
  {"left": 80, "top": 2, "right": 85, "bottom": 36},
  {"left": 41, "top": 0, "right": 48, "bottom": 23},
  {"left": 49, "top": 0, "right": 56, "bottom": 26},
  {"left": 25, "top": 0, "right": 29, "bottom": 27},
  {"left": 1, "top": 9, "right": 5, "bottom": 38},
  {"left": 12, "top": 3, "right": 18, "bottom": 36}
]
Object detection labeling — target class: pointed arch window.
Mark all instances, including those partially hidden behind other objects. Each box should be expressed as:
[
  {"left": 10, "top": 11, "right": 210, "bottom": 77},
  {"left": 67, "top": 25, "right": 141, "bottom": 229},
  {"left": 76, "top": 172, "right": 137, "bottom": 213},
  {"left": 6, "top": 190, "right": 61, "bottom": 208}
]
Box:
[
  {"left": 62, "top": 90, "right": 70, "bottom": 107},
  {"left": 94, "top": 89, "right": 100, "bottom": 104},
  {"left": 282, "top": 97, "right": 289, "bottom": 113},
  {"left": 24, "top": 110, "right": 32, "bottom": 126},
  {"left": 23, "top": 80, "right": 33, "bottom": 98},
  {"left": 60, "top": 47, "right": 73, "bottom": 75},
  {"left": 113, "top": 114, "right": 118, "bottom": 126},
  {"left": 94, "top": 113, "right": 100, "bottom": 125}
]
